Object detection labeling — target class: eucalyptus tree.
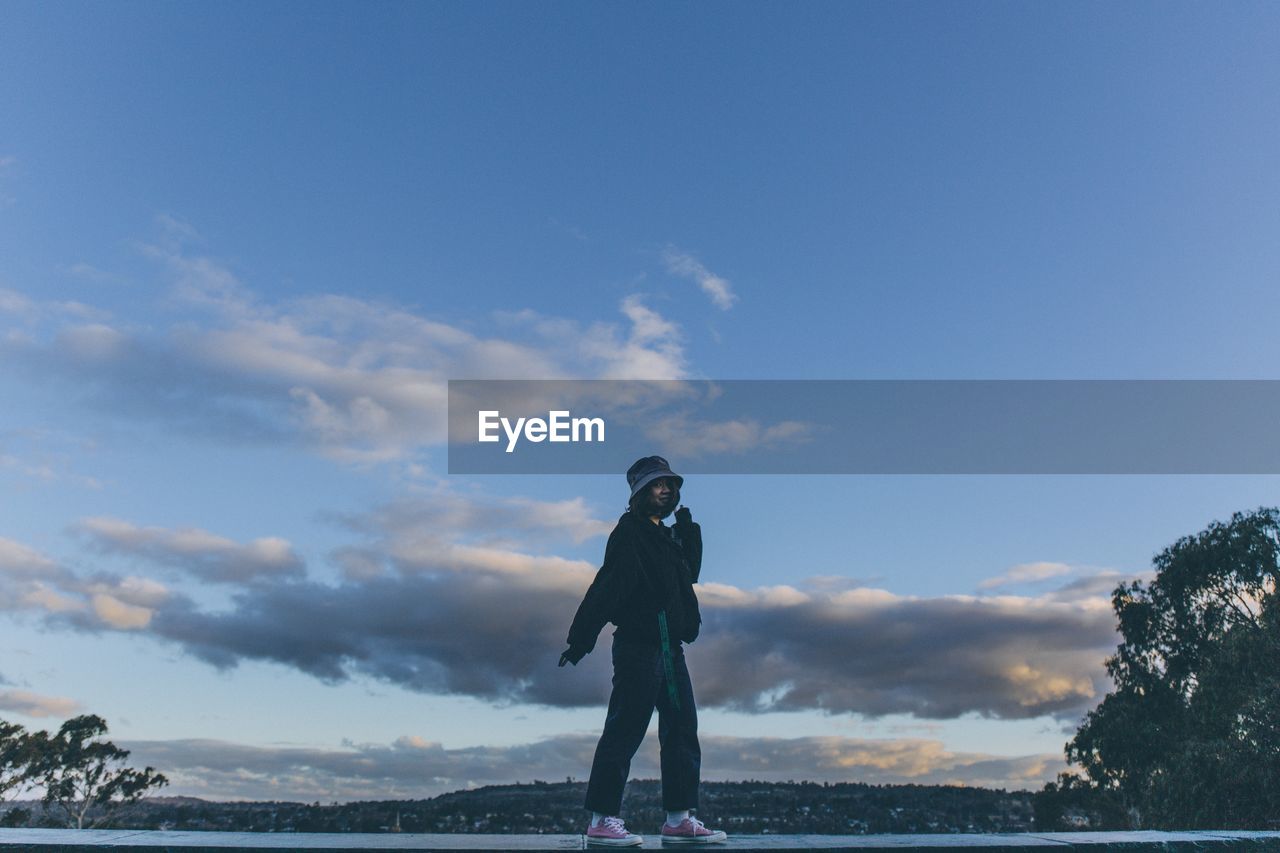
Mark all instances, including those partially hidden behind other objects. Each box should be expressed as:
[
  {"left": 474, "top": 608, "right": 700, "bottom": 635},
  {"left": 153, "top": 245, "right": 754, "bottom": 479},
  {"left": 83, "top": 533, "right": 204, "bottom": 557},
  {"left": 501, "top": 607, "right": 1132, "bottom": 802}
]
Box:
[
  {"left": 35, "top": 715, "right": 168, "bottom": 829},
  {"left": 0, "top": 719, "right": 40, "bottom": 825},
  {"left": 1040, "top": 508, "right": 1280, "bottom": 829}
]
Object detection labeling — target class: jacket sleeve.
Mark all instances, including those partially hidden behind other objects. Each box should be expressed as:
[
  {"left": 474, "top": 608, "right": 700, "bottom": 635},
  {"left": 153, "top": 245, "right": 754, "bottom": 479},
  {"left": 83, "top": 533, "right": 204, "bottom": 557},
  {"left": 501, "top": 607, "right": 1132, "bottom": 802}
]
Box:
[
  {"left": 565, "top": 526, "right": 640, "bottom": 654},
  {"left": 678, "top": 521, "right": 702, "bottom": 583}
]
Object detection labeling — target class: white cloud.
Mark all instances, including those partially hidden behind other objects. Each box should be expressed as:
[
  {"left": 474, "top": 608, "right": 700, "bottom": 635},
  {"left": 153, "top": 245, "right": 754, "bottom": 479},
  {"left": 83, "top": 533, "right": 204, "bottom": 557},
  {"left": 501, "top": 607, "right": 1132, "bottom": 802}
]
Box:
[
  {"left": 0, "top": 536, "right": 172, "bottom": 629},
  {"left": 76, "top": 517, "right": 305, "bottom": 585},
  {"left": 0, "top": 537, "right": 61, "bottom": 578},
  {"left": 0, "top": 688, "right": 82, "bottom": 719},
  {"left": 1035, "top": 569, "right": 1153, "bottom": 605},
  {"left": 59, "top": 323, "right": 128, "bottom": 360},
  {"left": 1, "top": 240, "right": 694, "bottom": 461},
  {"left": 662, "top": 246, "right": 738, "bottom": 310},
  {"left": 0, "top": 288, "right": 35, "bottom": 317},
  {"left": 646, "top": 413, "right": 813, "bottom": 457},
  {"left": 579, "top": 295, "right": 687, "bottom": 380},
  {"left": 508, "top": 497, "right": 616, "bottom": 544},
  {"left": 91, "top": 592, "right": 155, "bottom": 629},
  {"left": 977, "top": 562, "right": 1074, "bottom": 591}
]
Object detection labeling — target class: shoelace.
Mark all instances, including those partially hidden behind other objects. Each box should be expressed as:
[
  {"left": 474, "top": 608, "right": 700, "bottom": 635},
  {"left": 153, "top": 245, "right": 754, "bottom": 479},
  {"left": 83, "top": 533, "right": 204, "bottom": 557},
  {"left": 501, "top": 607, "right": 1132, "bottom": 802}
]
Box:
[
  {"left": 667, "top": 816, "right": 704, "bottom": 832},
  {"left": 603, "top": 816, "right": 629, "bottom": 834}
]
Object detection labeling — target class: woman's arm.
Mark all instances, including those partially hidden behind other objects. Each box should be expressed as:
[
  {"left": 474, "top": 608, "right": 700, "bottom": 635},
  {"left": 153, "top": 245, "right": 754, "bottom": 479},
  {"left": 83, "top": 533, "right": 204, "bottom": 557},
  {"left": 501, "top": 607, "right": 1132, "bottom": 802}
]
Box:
[
  {"left": 563, "top": 526, "right": 641, "bottom": 660},
  {"left": 675, "top": 506, "right": 702, "bottom": 583}
]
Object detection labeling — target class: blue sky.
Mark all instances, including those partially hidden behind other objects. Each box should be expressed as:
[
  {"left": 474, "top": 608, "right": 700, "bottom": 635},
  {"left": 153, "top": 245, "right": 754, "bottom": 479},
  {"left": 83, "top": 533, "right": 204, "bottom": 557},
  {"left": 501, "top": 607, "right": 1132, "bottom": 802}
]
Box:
[{"left": 2, "top": 1, "right": 1280, "bottom": 802}]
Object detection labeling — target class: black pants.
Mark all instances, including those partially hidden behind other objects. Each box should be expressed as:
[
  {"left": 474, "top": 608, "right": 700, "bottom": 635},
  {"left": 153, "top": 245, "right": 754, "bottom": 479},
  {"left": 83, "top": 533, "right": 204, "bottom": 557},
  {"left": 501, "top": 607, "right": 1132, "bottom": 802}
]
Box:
[{"left": 583, "top": 636, "right": 701, "bottom": 815}]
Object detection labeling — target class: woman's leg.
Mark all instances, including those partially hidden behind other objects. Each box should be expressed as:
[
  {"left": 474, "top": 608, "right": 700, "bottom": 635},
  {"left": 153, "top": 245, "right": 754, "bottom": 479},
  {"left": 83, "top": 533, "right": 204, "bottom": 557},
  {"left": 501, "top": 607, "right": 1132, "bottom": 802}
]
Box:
[
  {"left": 584, "top": 643, "right": 662, "bottom": 815},
  {"left": 656, "top": 645, "right": 701, "bottom": 812}
]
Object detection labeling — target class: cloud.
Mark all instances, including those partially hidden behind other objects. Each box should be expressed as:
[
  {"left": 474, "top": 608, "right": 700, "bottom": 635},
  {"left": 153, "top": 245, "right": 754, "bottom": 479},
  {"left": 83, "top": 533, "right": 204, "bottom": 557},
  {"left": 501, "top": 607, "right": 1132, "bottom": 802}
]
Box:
[
  {"left": 801, "top": 575, "right": 888, "bottom": 593},
  {"left": 154, "top": 213, "right": 201, "bottom": 243},
  {"left": 0, "top": 289, "right": 35, "bottom": 318},
  {"left": 0, "top": 688, "right": 82, "bottom": 719},
  {"left": 662, "top": 247, "right": 737, "bottom": 310},
  {"left": 121, "top": 731, "right": 1067, "bottom": 802},
  {"left": 0, "top": 290, "right": 112, "bottom": 326},
  {"left": 1033, "top": 570, "right": 1151, "bottom": 605},
  {"left": 2, "top": 501, "right": 1130, "bottom": 723},
  {"left": 686, "top": 586, "right": 1117, "bottom": 720},
  {"left": 1, "top": 239, "right": 693, "bottom": 462},
  {"left": 0, "top": 537, "right": 62, "bottom": 579},
  {"left": 0, "top": 477, "right": 1136, "bottom": 725},
  {"left": 977, "top": 562, "right": 1074, "bottom": 591},
  {"left": 328, "top": 491, "right": 615, "bottom": 556},
  {"left": 75, "top": 517, "right": 305, "bottom": 584},
  {"left": 139, "top": 567, "right": 1120, "bottom": 721},
  {"left": 0, "top": 535, "right": 172, "bottom": 629},
  {"left": 570, "top": 295, "right": 687, "bottom": 380},
  {"left": 645, "top": 413, "right": 814, "bottom": 457}
]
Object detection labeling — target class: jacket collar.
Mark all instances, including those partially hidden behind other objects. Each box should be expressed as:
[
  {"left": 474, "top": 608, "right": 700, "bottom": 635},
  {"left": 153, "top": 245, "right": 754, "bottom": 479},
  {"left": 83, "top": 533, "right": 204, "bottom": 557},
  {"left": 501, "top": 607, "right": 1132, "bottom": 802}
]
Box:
[
  {"left": 623, "top": 507, "right": 665, "bottom": 528},
  {"left": 623, "top": 509, "right": 681, "bottom": 547}
]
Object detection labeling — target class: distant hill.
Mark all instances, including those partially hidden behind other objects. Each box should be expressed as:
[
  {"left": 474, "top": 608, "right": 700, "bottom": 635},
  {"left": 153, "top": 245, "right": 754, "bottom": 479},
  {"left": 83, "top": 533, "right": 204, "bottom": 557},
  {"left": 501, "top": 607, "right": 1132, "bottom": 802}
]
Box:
[{"left": 1, "top": 779, "right": 1037, "bottom": 834}]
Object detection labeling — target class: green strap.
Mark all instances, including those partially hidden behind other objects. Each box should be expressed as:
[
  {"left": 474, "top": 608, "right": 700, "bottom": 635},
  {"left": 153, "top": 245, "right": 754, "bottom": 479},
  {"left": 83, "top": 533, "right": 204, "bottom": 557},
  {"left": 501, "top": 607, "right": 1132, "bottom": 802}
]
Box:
[{"left": 657, "top": 610, "right": 681, "bottom": 711}]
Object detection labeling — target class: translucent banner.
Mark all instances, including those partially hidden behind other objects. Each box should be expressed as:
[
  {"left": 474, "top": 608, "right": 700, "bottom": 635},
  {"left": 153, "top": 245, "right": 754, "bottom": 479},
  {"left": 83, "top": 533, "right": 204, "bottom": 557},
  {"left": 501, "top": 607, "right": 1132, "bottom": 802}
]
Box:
[{"left": 447, "top": 379, "right": 1280, "bottom": 474}]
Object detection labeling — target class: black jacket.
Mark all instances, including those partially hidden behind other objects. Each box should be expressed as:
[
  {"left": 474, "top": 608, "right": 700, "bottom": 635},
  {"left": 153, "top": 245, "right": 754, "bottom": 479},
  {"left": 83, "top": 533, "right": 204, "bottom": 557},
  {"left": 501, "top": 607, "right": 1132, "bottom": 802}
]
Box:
[{"left": 566, "top": 509, "right": 703, "bottom": 654}]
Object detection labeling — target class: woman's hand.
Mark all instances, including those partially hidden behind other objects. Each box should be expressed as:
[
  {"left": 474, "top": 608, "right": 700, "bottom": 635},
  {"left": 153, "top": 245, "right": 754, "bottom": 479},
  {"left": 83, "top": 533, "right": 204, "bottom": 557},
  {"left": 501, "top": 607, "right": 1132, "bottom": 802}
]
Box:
[{"left": 559, "top": 645, "right": 588, "bottom": 667}]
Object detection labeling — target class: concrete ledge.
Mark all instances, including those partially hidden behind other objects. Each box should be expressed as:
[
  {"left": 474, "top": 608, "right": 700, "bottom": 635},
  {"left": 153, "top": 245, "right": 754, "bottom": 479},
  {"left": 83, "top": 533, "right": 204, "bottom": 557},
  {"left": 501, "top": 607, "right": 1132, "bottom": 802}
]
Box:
[{"left": 0, "top": 830, "right": 1278, "bottom": 852}]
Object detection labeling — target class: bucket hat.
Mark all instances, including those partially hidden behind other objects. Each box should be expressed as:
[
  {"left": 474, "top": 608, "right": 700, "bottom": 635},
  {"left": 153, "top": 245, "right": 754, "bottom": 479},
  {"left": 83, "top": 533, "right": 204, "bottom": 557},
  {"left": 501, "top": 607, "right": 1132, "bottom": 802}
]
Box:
[{"left": 626, "top": 455, "right": 683, "bottom": 499}]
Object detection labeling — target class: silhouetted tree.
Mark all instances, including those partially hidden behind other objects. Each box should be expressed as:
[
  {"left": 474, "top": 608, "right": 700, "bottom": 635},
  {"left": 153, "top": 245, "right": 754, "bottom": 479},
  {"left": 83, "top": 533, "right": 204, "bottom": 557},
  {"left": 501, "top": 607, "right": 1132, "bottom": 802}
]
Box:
[
  {"left": 0, "top": 719, "right": 39, "bottom": 826},
  {"left": 33, "top": 714, "right": 168, "bottom": 829},
  {"left": 1, "top": 720, "right": 36, "bottom": 799},
  {"left": 1037, "top": 507, "right": 1280, "bottom": 829}
]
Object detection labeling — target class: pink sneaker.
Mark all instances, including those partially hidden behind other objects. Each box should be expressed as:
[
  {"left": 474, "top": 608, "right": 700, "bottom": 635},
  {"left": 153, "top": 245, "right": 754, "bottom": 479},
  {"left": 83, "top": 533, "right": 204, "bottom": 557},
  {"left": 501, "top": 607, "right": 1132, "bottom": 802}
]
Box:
[
  {"left": 587, "top": 815, "right": 644, "bottom": 847},
  {"left": 661, "top": 816, "right": 728, "bottom": 844}
]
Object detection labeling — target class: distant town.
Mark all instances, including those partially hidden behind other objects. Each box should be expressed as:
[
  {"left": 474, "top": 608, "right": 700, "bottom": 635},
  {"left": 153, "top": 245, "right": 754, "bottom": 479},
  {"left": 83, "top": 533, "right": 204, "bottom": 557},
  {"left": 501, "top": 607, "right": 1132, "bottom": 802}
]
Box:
[{"left": 3, "top": 779, "right": 1053, "bottom": 834}]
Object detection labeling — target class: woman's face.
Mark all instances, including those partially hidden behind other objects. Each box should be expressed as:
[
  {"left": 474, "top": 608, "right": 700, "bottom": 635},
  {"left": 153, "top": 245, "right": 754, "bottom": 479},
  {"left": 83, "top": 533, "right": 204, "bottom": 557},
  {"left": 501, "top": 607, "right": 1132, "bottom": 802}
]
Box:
[{"left": 641, "top": 477, "right": 680, "bottom": 518}]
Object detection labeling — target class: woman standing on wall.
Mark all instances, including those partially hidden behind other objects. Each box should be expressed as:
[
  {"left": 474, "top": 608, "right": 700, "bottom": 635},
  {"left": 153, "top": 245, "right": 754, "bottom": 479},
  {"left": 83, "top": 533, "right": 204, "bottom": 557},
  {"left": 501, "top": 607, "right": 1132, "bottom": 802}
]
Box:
[{"left": 560, "top": 456, "right": 728, "bottom": 847}]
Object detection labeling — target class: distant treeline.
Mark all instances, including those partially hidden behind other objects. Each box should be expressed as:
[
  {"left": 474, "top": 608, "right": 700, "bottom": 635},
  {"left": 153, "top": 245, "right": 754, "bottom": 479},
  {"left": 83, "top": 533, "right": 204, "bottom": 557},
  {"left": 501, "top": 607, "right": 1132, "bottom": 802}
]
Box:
[{"left": 1, "top": 779, "right": 1039, "bottom": 834}]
